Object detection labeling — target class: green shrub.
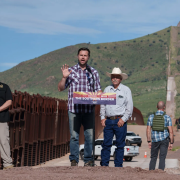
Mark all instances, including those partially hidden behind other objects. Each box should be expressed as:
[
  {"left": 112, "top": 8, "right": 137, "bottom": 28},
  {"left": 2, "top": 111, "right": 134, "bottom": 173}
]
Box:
[{"left": 172, "top": 146, "right": 180, "bottom": 151}]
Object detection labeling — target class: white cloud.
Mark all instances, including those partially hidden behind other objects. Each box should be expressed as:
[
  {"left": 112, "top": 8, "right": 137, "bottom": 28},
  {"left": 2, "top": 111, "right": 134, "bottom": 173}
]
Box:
[{"left": 0, "top": 0, "right": 180, "bottom": 35}]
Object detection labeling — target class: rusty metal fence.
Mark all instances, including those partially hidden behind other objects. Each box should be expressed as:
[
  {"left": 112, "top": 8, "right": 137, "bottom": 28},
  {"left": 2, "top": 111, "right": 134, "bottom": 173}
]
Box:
[{"left": 0, "top": 91, "right": 103, "bottom": 168}]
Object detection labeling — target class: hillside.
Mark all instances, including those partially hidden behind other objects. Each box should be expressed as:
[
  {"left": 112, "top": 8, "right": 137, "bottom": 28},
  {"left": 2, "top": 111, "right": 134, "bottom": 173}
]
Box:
[
  {"left": 169, "top": 26, "right": 180, "bottom": 118},
  {"left": 0, "top": 27, "right": 171, "bottom": 117}
]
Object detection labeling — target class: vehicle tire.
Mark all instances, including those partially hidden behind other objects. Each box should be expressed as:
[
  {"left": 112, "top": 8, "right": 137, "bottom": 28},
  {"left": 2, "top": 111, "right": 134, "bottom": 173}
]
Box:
[
  {"left": 125, "top": 157, "right": 132, "bottom": 161},
  {"left": 138, "top": 143, "right": 141, "bottom": 147},
  {"left": 126, "top": 140, "right": 130, "bottom": 146},
  {"left": 94, "top": 156, "right": 98, "bottom": 160},
  {"left": 80, "top": 151, "right": 84, "bottom": 160},
  {"left": 113, "top": 152, "right": 116, "bottom": 160}
]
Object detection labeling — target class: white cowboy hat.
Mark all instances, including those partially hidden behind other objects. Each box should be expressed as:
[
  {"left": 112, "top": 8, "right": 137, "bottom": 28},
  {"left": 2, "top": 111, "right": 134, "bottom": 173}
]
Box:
[{"left": 106, "top": 67, "right": 128, "bottom": 80}]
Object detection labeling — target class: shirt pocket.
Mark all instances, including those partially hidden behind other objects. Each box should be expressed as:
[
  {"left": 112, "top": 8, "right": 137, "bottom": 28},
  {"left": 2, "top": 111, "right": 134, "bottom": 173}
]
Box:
[
  {"left": 71, "top": 73, "right": 79, "bottom": 85},
  {"left": 87, "top": 78, "right": 94, "bottom": 87},
  {"left": 116, "top": 94, "right": 126, "bottom": 106}
]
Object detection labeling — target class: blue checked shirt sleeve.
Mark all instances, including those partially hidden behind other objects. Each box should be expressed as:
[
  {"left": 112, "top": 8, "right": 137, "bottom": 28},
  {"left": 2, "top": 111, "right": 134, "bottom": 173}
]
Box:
[
  {"left": 94, "top": 71, "right": 101, "bottom": 92},
  {"left": 147, "top": 115, "right": 153, "bottom": 126},
  {"left": 167, "top": 115, "right": 172, "bottom": 126}
]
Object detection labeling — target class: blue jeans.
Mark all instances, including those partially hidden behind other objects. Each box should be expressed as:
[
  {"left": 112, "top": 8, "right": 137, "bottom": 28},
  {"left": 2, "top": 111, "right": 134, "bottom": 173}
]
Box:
[
  {"left": 101, "top": 119, "right": 127, "bottom": 167},
  {"left": 68, "top": 111, "right": 94, "bottom": 163}
]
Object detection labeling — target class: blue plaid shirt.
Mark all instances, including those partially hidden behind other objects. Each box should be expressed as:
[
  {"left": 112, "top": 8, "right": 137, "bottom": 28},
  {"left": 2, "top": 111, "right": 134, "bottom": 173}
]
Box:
[{"left": 147, "top": 110, "right": 172, "bottom": 142}]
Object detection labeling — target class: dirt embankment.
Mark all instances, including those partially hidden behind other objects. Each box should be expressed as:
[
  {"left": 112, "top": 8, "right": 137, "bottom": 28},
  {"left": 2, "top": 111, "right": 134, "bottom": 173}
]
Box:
[{"left": 1, "top": 166, "right": 180, "bottom": 180}]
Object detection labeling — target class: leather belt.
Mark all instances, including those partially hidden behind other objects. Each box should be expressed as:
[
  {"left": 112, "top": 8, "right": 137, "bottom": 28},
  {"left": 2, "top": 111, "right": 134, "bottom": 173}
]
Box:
[{"left": 106, "top": 115, "right": 123, "bottom": 120}]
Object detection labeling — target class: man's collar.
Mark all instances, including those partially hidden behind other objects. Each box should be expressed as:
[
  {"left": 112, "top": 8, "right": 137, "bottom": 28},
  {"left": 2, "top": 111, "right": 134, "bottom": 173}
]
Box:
[
  {"left": 77, "top": 63, "right": 81, "bottom": 69},
  {"left": 157, "top": 110, "right": 164, "bottom": 112},
  {"left": 156, "top": 110, "right": 165, "bottom": 114},
  {"left": 77, "top": 63, "right": 89, "bottom": 70},
  {"left": 110, "top": 83, "right": 122, "bottom": 90}
]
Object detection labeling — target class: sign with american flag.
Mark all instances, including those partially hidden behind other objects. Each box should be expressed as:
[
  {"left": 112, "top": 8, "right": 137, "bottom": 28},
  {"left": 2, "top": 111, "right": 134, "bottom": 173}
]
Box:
[{"left": 73, "top": 92, "right": 116, "bottom": 105}]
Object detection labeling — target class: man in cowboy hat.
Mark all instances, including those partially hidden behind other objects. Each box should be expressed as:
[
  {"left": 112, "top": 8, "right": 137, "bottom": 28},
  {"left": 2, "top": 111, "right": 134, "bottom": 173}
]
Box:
[{"left": 100, "top": 67, "right": 133, "bottom": 167}]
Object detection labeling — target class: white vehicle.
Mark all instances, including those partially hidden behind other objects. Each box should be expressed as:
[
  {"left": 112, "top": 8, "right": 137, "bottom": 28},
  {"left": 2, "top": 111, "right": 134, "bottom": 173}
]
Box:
[
  {"left": 126, "top": 131, "right": 142, "bottom": 147},
  {"left": 79, "top": 138, "right": 139, "bottom": 162}
]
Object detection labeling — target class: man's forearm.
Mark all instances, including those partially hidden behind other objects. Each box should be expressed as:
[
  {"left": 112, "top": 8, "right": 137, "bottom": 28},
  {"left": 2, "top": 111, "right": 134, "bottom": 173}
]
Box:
[
  {"left": 146, "top": 126, "right": 151, "bottom": 141},
  {"left": 58, "top": 77, "right": 67, "bottom": 91},
  {"left": 169, "top": 131, "right": 174, "bottom": 144},
  {"left": 100, "top": 105, "right": 106, "bottom": 120},
  {"left": 122, "top": 90, "right": 133, "bottom": 122},
  {"left": 168, "top": 126, "right": 174, "bottom": 143},
  {"left": 0, "top": 100, "right": 12, "bottom": 112}
]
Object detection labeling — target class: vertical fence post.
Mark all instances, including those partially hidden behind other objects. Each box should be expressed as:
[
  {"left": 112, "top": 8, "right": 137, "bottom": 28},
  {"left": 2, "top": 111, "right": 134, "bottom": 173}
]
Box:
[{"left": 54, "top": 101, "right": 59, "bottom": 146}]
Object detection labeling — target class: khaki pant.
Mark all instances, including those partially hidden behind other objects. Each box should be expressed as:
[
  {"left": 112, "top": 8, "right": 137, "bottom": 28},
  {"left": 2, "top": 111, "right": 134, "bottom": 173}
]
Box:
[{"left": 0, "top": 122, "right": 12, "bottom": 167}]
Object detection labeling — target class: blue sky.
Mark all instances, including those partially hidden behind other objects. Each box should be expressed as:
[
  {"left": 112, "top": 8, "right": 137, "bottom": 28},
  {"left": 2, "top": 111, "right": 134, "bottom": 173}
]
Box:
[{"left": 0, "top": 0, "right": 180, "bottom": 72}]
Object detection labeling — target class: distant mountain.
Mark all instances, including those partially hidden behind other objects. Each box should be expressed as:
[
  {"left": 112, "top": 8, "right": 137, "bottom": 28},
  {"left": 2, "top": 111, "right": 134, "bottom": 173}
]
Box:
[{"left": 1, "top": 27, "right": 172, "bottom": 117}]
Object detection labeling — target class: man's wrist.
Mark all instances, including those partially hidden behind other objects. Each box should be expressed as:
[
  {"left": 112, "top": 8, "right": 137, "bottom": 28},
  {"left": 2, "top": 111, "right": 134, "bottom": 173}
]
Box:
[
  {"left": 147, "top": 141, "right": 151, "bottom": 143},
  {"left": 101, "top": 116, "right": 105, "bottom": 120}
]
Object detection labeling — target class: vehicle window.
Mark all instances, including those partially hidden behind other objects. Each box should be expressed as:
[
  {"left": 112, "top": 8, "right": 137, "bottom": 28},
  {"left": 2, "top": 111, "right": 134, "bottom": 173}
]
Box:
[
  {"left": 95, "top": 140, "right": 103, "bottom": 145},
  {"left": 126, "top": 132, "right": 136, "bottom": 136}
]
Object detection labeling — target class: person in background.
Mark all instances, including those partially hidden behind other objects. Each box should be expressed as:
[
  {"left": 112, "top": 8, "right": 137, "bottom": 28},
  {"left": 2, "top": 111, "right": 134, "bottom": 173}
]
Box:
[
  {"left": 175, "top": 118, "right": 179, "bottom": 132},
  {"left": 146, "top": 101, "right": 174, "bottom": 171},
  {"left": 0, "top": 82, "right": 13, "bottom": 170}
]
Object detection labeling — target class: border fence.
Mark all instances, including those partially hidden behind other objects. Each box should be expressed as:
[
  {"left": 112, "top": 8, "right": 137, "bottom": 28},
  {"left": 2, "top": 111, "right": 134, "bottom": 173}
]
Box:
[{"left": 0, "top": 91, "right": 103, "bottom": 168}]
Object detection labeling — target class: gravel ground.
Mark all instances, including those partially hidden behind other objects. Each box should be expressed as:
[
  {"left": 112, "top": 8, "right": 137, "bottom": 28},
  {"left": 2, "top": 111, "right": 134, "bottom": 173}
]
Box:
[{"left": 0, "top": 166, "right": 180, "bottom": 180}]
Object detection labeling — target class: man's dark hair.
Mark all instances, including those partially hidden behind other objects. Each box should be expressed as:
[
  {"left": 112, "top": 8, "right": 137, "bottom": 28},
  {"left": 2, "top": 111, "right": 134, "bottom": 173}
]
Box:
[{"left": 77, "top": 47, "right": 90, "bottom": 57}]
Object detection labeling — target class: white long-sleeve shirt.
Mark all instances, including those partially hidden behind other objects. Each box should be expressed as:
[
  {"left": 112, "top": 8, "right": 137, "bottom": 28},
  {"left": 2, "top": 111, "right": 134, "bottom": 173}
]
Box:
[{"left": 100, "top": 83, "right": 133, "bottom": 122}]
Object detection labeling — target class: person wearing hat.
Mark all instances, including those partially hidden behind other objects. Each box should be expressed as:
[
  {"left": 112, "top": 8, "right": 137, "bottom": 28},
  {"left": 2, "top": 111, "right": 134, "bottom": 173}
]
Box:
[{"left": 100, "top": 67, "right": 133, "bottom": 167}]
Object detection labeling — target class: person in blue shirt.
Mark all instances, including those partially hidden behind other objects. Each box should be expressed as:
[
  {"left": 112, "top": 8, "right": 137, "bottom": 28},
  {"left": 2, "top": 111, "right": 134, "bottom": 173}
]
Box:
[{"left": 146, "top": 101, "right": 174, "bottom": 171}]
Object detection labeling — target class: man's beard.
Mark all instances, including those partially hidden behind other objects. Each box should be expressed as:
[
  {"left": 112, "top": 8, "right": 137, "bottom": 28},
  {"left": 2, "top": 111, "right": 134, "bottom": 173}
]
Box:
[{"left": 112, "top": 80, "right": 118, "bottom": 83}]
